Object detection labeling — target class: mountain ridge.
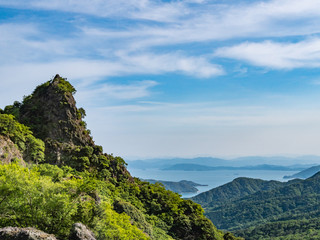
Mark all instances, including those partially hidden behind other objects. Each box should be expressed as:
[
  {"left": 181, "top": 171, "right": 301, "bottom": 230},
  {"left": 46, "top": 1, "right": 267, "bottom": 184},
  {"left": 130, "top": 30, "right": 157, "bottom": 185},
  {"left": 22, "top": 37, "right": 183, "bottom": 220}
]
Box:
[{"left": 199, "top": 173, "right": 320, "bottom": 232}]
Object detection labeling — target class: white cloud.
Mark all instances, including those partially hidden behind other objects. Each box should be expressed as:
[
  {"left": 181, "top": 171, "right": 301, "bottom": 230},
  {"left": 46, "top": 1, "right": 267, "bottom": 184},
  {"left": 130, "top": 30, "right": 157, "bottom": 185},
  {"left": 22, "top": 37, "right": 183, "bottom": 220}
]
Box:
[
  {"left": 0, "top": 0, "right": 188, "bottom": 22},
  {"left": 0, "top": 51, "right": 222, "bottom": 107},
  {"left": 3, "top": 0, "right": 320, "bottom": 44},
  {"left": 116, "top": 52, "right": 224, "bottom": 77},
  {"left": 71, "top": 0, "right": 320, "bottom": 57},
  {"left": 214, "top": 38, "right": 320, "bottom": 69},
  {"left": 0, "top": 23, "right": 77, "bottom": 63},
  {"left": 0, "top": 52, "right": 223, "bottom": 81},
  {"left": 76, "top": 80, "right": 158, "bottom": 106},
  {"left": 0, "top": 20, "right": 224, "bottom": 78}
]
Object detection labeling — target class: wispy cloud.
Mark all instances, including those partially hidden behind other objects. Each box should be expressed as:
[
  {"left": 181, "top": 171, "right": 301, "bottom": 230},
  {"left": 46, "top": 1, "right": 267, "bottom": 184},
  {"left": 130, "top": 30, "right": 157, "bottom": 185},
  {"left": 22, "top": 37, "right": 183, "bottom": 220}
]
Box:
[
  {"left": 214, "top": 38, "right": 320, "bottom": 69},
  {"left": 1, "top": 0, "right": 320, "bottom": 78},
  {"left": 3, "top": 0, "right": 320, "bottom": 43},
  {"left": 0, "top": 23, "right": 77, "bottom": 63},
  {"left": 76, "top": 80, "right": 158, "bottom": 105},
  {"left": 0, "top": 0, "right": 188, "bottom": 22}
]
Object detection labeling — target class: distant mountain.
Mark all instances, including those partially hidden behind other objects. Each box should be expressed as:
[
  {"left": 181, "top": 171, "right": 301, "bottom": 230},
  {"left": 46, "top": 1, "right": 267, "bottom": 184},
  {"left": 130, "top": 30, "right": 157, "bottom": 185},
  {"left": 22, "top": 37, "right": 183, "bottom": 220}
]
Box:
[
  {"left": 284, "top": 165, "right": 320, "bottom": 179},
  {"left": 191, "top": 177, "right": 286, "bottom": 208},
  {"left": 162, "top": 163, "right": 216, "bottom": 171},
  {"left": 127, "top": 157, "right": 228, "bottom": 169},
  {"left": 127, "top": 156, "right": 318, "bottom": 170},
  {"left": 200, "top": 173, "right": 320, "bottom": 231},
  {"left": 144, "top": 179, "right": 207, "bottom": 194},
  {"left": 162, "top": 163, "right": 305, "bottom": 171},
  {"left": 231, "top": 155, "right": 320, "bottom": 166}
]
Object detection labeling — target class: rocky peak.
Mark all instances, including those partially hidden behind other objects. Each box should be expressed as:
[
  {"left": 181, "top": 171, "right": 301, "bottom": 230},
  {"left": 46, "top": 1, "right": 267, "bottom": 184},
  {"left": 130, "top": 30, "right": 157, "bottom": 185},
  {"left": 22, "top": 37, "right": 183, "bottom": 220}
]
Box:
[
  {"left": 20, "top": 74, "right": 93, "bottom": 146},
  {"left": 19, "top": 74, "right": 94, "bottom": 164}
]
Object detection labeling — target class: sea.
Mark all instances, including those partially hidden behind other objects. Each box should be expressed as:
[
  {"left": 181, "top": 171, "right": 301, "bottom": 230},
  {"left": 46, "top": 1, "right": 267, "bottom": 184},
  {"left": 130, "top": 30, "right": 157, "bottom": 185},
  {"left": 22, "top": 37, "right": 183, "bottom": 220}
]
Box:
[{"left": 127, "top": 168, "right": 299, "bottom": 198}]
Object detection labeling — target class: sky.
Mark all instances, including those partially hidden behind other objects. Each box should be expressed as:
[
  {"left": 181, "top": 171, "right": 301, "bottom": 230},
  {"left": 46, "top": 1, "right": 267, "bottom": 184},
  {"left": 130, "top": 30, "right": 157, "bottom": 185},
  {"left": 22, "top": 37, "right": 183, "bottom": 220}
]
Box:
[{"left": 2, "top": 0, "right": 320, "bottom": 159}]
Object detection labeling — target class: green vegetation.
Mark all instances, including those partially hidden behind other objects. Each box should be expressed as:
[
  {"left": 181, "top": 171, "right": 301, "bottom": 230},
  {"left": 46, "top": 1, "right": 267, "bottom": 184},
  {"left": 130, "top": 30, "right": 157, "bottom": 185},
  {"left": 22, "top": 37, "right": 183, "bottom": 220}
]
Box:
[
  {"left": 234, "top": 218, "right": 320, "bottom": 240},
  {"left": 191, "top": 177, "right": 285, "bottom": 208},
  {"left": 0, "top": 163, "right": 148, "bottom": 239},
  {"left": 56, "top": 77, "right": 76, "bottom": 94},
  {"left": 192, "top": 174, "right": 320, "bottom": 239},
  {"left": 203, "top": 174, "right": 320, "bottom": 231},
  {"left": 0, "top": 161, "right": 237, "bottom": 240},
  {"left": 0, "top": 114, "right": 45, "bottom": 163},
  {"left": 0, "top": 75, "right": 240, "bottom": 240},
  {"left": 3, "top": 101, "right": 21, "bottom": 119}
]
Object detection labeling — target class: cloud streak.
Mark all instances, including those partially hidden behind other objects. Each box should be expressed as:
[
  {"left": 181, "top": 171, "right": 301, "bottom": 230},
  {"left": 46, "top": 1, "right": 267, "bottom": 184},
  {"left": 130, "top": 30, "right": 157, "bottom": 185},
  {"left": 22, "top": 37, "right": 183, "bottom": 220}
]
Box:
[
  {"left": 215, "top": 38, "right": 320, "bottom": 69},
  {"left": 3, "top": 0, "right": 320, "bottom": 42}
]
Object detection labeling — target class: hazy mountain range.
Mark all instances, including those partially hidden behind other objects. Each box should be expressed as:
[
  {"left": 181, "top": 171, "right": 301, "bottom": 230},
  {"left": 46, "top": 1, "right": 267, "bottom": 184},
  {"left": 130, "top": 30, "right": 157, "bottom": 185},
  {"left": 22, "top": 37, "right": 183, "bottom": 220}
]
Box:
[{"left": 127, "top": 156, "right": 320, "bottom": 170}]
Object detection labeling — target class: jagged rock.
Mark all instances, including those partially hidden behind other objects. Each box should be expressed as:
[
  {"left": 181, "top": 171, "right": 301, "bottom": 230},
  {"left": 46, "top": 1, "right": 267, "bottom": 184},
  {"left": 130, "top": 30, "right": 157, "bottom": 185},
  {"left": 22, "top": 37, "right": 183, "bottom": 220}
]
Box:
[
  {"left": 19, "top": 74, "right": 94, "bottom": 165},
  {"left": 20, "top": 74, "right": 93, "bottom": 146},
  {"left": 0, "top": 227, "right": 57, "bottom": 240},
  {"left": 69, "top": 223, "right": 96, "bottom": 240},
  {"left": 0, "top": 135, "right": 24, "bottom": 165}
]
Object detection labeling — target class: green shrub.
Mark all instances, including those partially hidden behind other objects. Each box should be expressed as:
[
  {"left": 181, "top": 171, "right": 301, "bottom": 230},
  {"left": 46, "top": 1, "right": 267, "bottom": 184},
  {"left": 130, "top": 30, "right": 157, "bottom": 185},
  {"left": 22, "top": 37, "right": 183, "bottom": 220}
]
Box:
[{"left": 0, "top": 114, "right": 45, "bottom": 163}]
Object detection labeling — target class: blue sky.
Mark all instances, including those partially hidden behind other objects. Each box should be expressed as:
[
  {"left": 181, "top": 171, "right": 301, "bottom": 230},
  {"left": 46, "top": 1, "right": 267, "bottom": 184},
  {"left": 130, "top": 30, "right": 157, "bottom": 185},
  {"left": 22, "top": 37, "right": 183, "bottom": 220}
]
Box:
[{"left": 1, "top": 0, "right": 320, "bottom": 159}]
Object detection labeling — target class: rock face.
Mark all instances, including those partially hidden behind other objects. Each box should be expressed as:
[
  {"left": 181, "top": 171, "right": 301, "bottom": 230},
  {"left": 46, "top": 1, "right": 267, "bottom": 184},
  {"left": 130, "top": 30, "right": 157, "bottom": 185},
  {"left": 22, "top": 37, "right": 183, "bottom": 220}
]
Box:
[
  {"left": 0, "top": 227, "right": 57, "bottom": 240},
  {"left": 69, "top": 223, "right": 96, "bottom": 240},
  {"left": 19, "top": 74, "right": 94, "bottom": 165},
  {"left": 0, "top": 135, "right": 24, "bottom": 165},
  {"left": 20, "top": 74, "right": 93, "bottom": 146}
]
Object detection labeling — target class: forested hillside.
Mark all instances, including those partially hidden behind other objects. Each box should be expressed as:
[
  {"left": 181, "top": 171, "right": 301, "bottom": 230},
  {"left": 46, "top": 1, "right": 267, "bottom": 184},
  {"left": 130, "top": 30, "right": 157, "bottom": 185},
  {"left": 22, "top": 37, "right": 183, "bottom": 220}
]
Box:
[
  {"left": 234, "top": 218, "right": 320, "bottom": 240},
  {"left": 192, "top": 171, "right": 320, "bottom": 239},
  {"left": 191, "top": 177, "right": 286, "bottom": 208},
  {"left": 0, "top": 75, "right": 241, "bottom": 240}
]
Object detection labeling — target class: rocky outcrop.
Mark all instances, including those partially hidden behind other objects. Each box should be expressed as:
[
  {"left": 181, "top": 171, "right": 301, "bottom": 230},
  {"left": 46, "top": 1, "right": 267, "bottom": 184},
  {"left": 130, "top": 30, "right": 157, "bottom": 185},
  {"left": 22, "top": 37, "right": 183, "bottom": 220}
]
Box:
[
  {"left": 19, "top": 74, "right": 94, "bottom": 165},
  {"left": 69, "top": 223, "right": 96, "bottom": 240},
  {"left": 20, "top": 74, "right": 94, "bottom": 146},
  {"left": 0, "top": 135, "right": 24, "bottom": 165},
  {"left": 0, "top": 227, "right": 57, "bottom": 240}
]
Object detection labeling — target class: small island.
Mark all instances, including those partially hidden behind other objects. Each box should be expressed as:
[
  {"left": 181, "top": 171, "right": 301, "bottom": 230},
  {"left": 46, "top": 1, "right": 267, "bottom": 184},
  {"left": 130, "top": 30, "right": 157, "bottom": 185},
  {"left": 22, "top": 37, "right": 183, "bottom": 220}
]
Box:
[
  {"left": 143, "top": 179, "right": 208, "bottom": 194},
  {"left": 284, "top": 165, "right": 320, "bottom": 179}
]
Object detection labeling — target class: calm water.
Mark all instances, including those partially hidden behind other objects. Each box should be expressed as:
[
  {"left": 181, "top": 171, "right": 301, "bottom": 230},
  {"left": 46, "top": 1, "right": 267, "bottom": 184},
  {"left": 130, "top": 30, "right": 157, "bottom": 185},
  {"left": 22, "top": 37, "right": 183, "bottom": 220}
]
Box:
[{"left": 127, "top": 168, "right": 299, "bottom": 198}]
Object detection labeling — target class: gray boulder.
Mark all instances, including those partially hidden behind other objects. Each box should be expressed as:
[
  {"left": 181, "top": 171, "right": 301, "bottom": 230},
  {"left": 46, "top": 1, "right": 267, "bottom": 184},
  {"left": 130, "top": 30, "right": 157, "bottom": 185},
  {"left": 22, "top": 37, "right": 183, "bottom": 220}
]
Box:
[
  {"left": 0, "top": 227, "right": 57, "bottom": 240},
  {"left": 69, "top": 223, "right": 96, "bottom": 240}
]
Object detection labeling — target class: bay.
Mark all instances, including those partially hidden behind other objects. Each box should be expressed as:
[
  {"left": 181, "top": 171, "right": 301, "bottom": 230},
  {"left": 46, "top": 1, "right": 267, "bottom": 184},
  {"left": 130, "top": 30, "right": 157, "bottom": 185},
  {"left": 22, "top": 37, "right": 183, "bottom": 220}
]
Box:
[{"left": 127, "top": 168, "right": 299, "bottom": 198}]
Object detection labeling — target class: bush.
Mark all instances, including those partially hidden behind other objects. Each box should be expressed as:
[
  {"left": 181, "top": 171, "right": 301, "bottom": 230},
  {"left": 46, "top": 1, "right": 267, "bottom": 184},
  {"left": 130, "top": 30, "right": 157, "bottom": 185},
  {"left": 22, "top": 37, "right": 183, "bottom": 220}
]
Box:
[{"left": 0, "top": 114, "right": 45, "bottom": 163}]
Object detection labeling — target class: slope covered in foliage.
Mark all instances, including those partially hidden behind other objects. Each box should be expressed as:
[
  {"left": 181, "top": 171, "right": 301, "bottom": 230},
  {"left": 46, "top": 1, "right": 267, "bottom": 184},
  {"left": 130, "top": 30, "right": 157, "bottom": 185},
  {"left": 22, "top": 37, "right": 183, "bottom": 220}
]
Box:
[
  {"left": 202, "top": 173, "right": 320, "bottom": 232},
  {"left": 0, "top": 75, "right": 241, "bottom": 240},
  {"left": 234, "top": 218, "right": 320, "bottom": 240},
  {"left": 191, "top": 177, "right": 285, "bottom": 208},
  {"left": 190, "top": 173, "right": 320, "bottom": 239}
]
